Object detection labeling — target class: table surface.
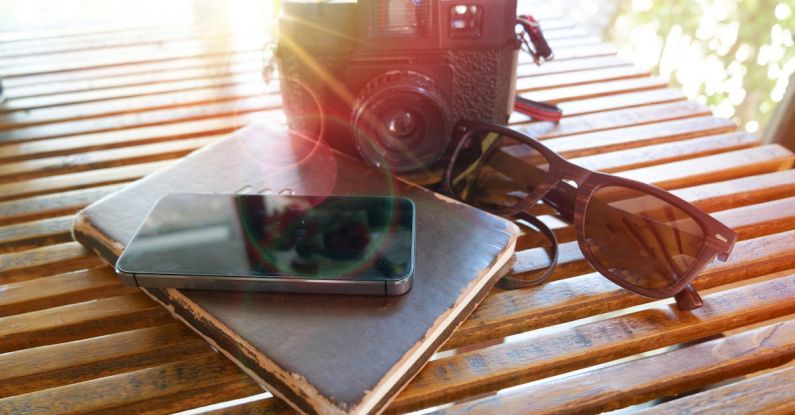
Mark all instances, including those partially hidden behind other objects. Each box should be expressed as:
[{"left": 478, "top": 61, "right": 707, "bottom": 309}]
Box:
[{"left": 1, "top": 4, "right": 795, "bottom": 415}]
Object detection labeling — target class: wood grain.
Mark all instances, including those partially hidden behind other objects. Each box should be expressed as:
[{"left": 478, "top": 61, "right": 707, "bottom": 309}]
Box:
[
  {"left": 0, "top": 111, "right": 266, "bottom": 163},
  {"left": 541, "top": 116, "right": 736, "bottom": 157},
  {"left": 0, "top": 136, "right": 216, "bottom": 183},
  {"left": 516, "top": 66, "right": 650, "bottom": 92},
  {"left": 391, "top": 271, "right": 795, "bottom": 413},
  {"left": 435, "top": 320, "right": 795, "bottom": 415},
  {"left": 2, "top": 9, "right": 794, "bottom": 415},
  {"left": 518, "top": 100, "right": 711, "bottom": 139},
  {"left": 0, "top": 293, "right": 172, "bottom": 353},
  {"left": 0, "top": 184, "right": 123, "bottom": 226},
  {"left": 635, "top": 364, "right": 795, "bottom": 414},
  {"left": 569, "top": 131, "right": 760, "bottom": 173},
  {"left": 447, "top": 229, "right": 795, "bottom": 350},
  {"left": 0, "top": 353, "right": 262, "bottom": 415},
  {"left": 0, "top": 95, "right": 278, "bottom": 144},
  {"left": 3, "top": 50, "right": 260, "bottom": 94},
  {"left": 0, "top": 81, "right": 274, "bottom": 129},
  {"left": 509, "top": 88, "right": 685, "bottom": 124},
  {"left": 522, "top": 76, "right": 666, "bottom": 103},
  {"left": 515, "top": 55, "right": 633, "bottom": 78},
  {"left": 618, "top": 144, "right": 795, "bottom": 189},
  {"left": 0, "top": 241, "right": 103, "bottom": 283},
  {"left": 0, "top": 160, "right": 170, "bottom": 202},
  {"left": 0, "top": 267, "right": 135, "bottom": 316},
  {"left": 0, "top": 215, "right": 74, "bottom": 253},
  {"left": 0, "top": 323, "right": 210, "bottom": 397},
  {"left": 2, "top": 66, "right": 263, "bottom": 112}
]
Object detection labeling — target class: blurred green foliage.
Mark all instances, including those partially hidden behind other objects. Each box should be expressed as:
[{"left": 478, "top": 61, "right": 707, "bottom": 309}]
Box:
[{"left": 606, "top": 0, "right": 794, "bottom": 134}]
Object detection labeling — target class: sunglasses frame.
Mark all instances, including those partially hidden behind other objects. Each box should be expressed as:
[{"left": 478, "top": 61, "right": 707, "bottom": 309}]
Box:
[{"left": 442, "top": 120, "right": 737, "bottom": 310}]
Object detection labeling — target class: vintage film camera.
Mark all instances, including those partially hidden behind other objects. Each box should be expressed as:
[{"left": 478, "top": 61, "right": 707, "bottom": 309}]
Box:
[{"left": 276, "top": 0, "right": 521, "bottom": 173}]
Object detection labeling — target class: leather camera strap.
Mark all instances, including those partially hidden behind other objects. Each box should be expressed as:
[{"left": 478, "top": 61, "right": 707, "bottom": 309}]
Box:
[{"left": 496, "top": 212, "right": 560, "bottom": 289}]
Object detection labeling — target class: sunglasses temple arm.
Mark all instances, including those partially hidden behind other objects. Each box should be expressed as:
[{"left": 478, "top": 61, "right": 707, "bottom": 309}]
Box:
[
  {"left": 674, "top": 284, "right": 703, "bottom": 311},
  {"left": 498, "top": 213, "right": 559, "bottom": 289}
]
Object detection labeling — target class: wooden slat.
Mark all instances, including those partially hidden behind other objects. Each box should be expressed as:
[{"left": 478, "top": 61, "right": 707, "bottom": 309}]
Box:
[
  {"left": 533, "top": 27, "right": 591, "bottom": 41},
  {"left": 0, "top": 26, "right": 227, "bottom": 59},
  {"left": 554, "top": 88, "right": 685, "bottom": 116},
  {"left": 390, "top": 271, "right": 795, "bottom": 413},
  {"left": 3, "top": 55, "right": 261, "bottom": 100},
  {"left": 0, "top": 242, "right": 102, "bottom": 283},
  {"left": 618, "top": 144, "right": 795, "bottom": 189},
  {"left": 515, "top": 55, "right": 633, "bottom": 78},
  {"left": 0, "top": 22, "right": 193, "bottom": 48},
  {"left": 201, "top": 398, "right": 292, "bottom": 415},
  {"left": 519, "top": 100, "right": 711, "bottom": 139},
  {"left": 434, "top": 320, "right": 795, "bottom": 415},
  {"left": 519, "top": 43, "right": 617, "bottom": 64},
  {"left": 0, "top": 184, "right": 123, "bottom": 226},
  {"left": 540, "top": 116, "right": 736, "bottom": 157},
  {"left": 0, "top": 293, "right": 173, "bottom": 353},
  {"left": 0, "top": 35, "right": 264, "bottom": 78},
  {"left": 0, "top": 323, "right": 210, "bottom": 397},
  {"left": 0, "top": 32, "right": 261, "bottom": 70},
  {"left": 569, "top": 131, "right": 760, "bottom": 173},
  {"left": 636, "top": 364, "right": 795, "bottom": 414},
  {"left": 516, "top": 66, "right": 650, "bottom": 92},
  {"left": 669, "top": 169, "right": 795, "bottom": 213},
  {"left": 2, "top": 50, "right": 260, "bottom": 92},
  {"left": 447, "top": 229, "right": 795, "bottom": 350},
  {"left": 712, "top": 196, "right": 795, "bottom": 239},
  {"left": 0, "top": 215, "right": 74, "bottom": 253},
  {"left": 0, "top": 353, "right": 262, "bottom": 415},
  {"left": 0, "top": 81, "right": 272, "bottom": 129},
  {"left": 510, "top": 88, "right": 686, "bottom": 125},
  {"left": 0, "top": 95, "right": 277, "bottom": 144},
  {"left": 521, "top": 76, "right": 666, "bottom": 103},
  {"left": 0, "top": 136, "right": 216, "bottom": 183},
  {"left": 0, "top": 267, "right": 134, "bottom": 316},
  {"left": 0, "top": 111, "right": 266, "bottom": 163},
  {"left": 1, "top": 68, "right": 263, "bottom": 112},
  {"left": 0, "top": 160, "right": 170, "bottom": 202}
]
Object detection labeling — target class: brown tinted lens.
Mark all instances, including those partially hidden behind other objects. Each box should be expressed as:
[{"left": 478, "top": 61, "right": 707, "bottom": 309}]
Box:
[
  {"left": 583, "top": 185, "right": 705, "bottom": 290},
  {"left": 450, "top": 131, "right": 549, "bottom": 210}
]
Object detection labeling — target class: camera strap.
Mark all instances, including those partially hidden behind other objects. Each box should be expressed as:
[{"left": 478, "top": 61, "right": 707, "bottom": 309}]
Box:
[
  {"left": 514, "top": 14, "right": 562, "bottom": 123},
  {"left": 517, "top": 14, "right": 553, "bottom": 64},
  {"left": 515, "top": 96, "right": 563, "bottom": 123}
]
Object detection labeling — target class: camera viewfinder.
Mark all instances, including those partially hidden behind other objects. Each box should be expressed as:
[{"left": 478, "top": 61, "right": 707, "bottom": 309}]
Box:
[{"left": 449, "top": 4, "right": 483, "bottom": 38}]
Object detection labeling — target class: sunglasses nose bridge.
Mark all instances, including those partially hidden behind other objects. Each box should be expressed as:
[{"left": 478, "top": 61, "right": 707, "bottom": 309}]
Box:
[{"left": 558, "top": 163, "right": 592, "bottom": 187}]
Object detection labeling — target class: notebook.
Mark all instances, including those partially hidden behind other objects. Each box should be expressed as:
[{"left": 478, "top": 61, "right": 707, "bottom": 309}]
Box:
[{"left": 73, "top": 121, "right": 518, "bottom": 414}]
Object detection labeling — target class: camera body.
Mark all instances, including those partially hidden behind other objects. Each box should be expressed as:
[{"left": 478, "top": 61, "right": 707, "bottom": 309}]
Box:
[{"left": 276, "top": 0, "right": 520, "bottom": 173}]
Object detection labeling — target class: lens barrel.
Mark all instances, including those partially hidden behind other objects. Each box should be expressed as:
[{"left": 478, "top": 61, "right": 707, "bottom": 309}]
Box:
[{"left": 352, "top": 71, "right": 452, "bottom": 173}]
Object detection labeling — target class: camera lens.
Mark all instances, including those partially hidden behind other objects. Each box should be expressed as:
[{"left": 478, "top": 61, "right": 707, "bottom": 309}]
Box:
[
  {"left": 352, "top": 72, "right": 451, "bottom": 173},
  {"left": 387, "top": 110, "right": 419, "bottom": 140}
]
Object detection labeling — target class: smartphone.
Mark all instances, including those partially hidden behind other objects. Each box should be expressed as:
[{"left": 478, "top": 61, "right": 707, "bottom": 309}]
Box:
[{"left": 115, "top": 193, "right": 416, "bottom": 295}]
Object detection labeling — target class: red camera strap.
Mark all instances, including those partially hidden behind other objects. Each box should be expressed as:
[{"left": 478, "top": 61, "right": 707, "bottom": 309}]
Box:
[{"left": 514, "top": 95, "right": 563, "bottom": 123}]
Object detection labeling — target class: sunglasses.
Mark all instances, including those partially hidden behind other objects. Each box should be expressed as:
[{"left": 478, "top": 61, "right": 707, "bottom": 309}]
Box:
[{"left": 442, "top": 120, "right": 737, "bottom": 311}]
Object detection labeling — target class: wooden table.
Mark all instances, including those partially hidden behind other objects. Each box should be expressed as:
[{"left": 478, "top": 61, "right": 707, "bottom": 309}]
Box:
[{"left": 2, "top": 5, "right": 795, "bottom": 415}]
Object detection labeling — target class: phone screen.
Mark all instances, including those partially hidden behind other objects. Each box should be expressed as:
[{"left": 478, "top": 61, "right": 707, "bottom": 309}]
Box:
[{"left": 117, "top": 194, "right": 415, "bottom": 281}]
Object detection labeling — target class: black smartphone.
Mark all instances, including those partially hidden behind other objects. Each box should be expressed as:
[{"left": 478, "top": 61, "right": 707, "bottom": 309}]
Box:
[{"left": 115, "top": 193, "right": 416, "bottom": 295}]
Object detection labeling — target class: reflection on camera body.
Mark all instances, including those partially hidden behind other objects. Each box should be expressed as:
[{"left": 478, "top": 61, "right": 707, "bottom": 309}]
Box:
[{"left": 276, "top": 0, "right": 520, "bottom": 174}]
